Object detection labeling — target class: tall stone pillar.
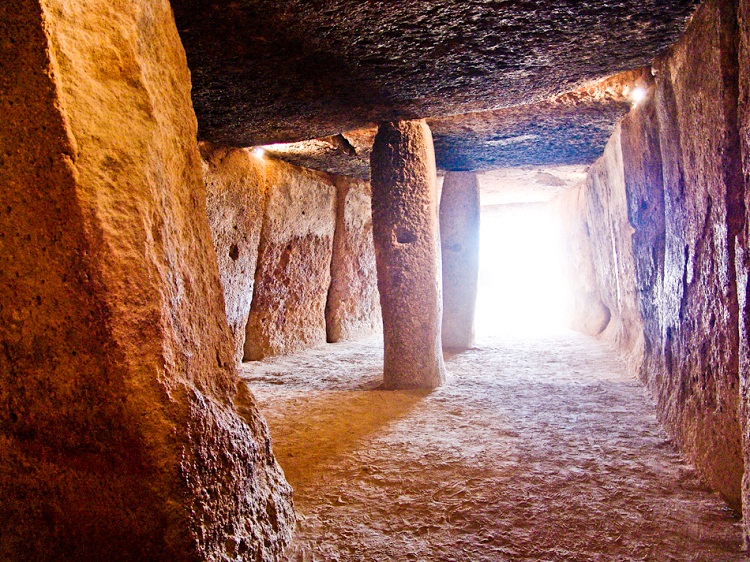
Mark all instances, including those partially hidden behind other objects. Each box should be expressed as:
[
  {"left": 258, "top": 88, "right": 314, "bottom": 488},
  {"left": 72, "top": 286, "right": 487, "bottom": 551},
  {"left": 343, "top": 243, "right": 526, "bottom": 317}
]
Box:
[
  {"left": 370, "top": 120, "right": 446, "bottom": 389},
  {"left": 440, "top": 172, "right": 480, "bottom": 349}
]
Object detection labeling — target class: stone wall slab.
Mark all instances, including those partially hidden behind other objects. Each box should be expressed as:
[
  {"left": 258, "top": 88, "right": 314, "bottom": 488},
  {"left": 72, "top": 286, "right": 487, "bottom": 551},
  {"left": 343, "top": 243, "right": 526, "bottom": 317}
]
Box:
[{"left": 244, "top": 160, "right": 336, "bottom": 360}]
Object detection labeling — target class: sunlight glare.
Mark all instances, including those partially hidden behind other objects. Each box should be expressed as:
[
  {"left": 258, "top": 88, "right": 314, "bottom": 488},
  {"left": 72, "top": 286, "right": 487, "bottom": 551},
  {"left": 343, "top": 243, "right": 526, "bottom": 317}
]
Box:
[{"left": 475, "top": 203, "right": 571, "bottom": 337}]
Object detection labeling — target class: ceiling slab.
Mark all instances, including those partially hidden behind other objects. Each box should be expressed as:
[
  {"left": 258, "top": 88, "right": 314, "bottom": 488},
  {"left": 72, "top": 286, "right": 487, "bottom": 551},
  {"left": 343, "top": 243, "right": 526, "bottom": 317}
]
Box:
[
  {"left": 257, "top": 69, "right": 651, "bottom": 177},
  {"left": 171, "top": 0, "right": 698, "bottom": 147}
]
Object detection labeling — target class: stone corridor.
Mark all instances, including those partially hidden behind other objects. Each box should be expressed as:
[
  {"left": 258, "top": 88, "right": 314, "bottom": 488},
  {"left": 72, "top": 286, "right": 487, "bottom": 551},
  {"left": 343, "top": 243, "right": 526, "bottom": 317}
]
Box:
[{"left": 244, "top": 333, "right": 742, "bottom": 561}]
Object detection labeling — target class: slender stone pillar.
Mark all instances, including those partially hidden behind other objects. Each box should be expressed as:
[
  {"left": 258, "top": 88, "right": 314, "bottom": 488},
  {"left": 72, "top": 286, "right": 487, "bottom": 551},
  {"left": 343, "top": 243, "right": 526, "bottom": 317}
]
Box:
[
  {"left": 440, "top": 172, "right": 480, "bottom": 349},
  {"left": 370, "top": 120, "right": 446, "bottom": 389}
]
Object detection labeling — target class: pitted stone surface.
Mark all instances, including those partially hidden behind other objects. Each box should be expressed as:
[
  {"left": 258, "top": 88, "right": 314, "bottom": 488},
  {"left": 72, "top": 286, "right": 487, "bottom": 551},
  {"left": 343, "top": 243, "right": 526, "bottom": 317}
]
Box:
[
  {"left": 649, "top": 0, "right": 743, "bottom": 512},
  {"left": 171, "top": 0, "right": 698, "bottom": 147},
  {"left": 737, "top": 0, "right": 750, "bottom": 544},
  {"left": 564, "top": 0, "right": 744, "bottom": 516},
  {"left": 619, "top": 89, "right": 666, "bottom": 387},
  {"left": 371, "top": 121, "right": 446, "bottom": 389}
]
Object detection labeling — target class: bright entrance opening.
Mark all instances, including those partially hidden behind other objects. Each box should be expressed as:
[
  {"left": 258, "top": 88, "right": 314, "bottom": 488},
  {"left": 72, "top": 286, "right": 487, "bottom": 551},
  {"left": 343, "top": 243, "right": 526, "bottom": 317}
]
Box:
[{"left": 473, "top": 169, "right": 580, "bottom": 337}]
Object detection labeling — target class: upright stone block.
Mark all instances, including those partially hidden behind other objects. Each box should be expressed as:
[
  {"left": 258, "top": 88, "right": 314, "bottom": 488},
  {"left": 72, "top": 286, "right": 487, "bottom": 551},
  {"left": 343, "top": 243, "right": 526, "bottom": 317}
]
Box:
[
  {"left": 370, "top": 120, "right": 446, "bottom": 389},
  {"left": 244, "top": 160, "right": 336, "bottom": 360},
  {"left": 652, "top": 0, "right": 743, "bottom": 511},
  {"left": 620, "top": 91, "right": 667, "bottom": 384},
  {"left": 440, "top": 172, "right": 480, "bottom": 349},
  {"left": 202, "top": 143, "right": 267, "bottom": 365},
  {"left": 582, "top": 125, "right": 643, "bottom": 363},
  {"left": 553, "top": 184, "right": 611, "bottom": 336},
  {"left": 326, "top": 176, "right": 381, "bottom": 342},
  {"left": 0, "top": 2, "right": 293, "bottom": 559},
  {"left": 736, "top": 0, "right": 750, "bottom": 543}
]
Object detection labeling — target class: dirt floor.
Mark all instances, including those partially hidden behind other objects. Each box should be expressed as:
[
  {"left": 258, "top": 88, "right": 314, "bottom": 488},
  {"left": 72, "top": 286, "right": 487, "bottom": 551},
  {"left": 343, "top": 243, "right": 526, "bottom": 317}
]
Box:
[{"left": 241, "top": 332, "right": 745, "bottom": 561}]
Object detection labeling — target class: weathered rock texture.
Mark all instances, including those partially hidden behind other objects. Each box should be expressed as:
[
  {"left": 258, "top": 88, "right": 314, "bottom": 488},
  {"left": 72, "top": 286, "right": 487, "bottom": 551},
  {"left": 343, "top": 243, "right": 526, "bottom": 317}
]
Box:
[
  {"left": 262, "top": 70, "right": 656, "bottom": 179},
  {"left": 0, "top": 1, "right": 293, "bottom": 559},
  {"left": 583, "top": 125, "right": 644, "bottom": 365},
  {"left": 201, "top": 143, "right": 267, "bottom": 364},
  {"left": 738, "top": 0, "right": 750, "bottom": 545},
  {"left": 648, "top": 0, "right": 743, "bottom": 512},
  {"left": 619, "top": 86, "right": 667, "bottom": 401},
  {"left": 171, "top": 0, "right": 698, "bottom": 146},
  {"left": 244, "top": 160, "right": 336, "bottom": 360},
  {"left": 371, "top": 121, "right": 446, "bottom": 389},
  {"left": 326, "top": 176, "right": 381, "bottom": 342},
  {"left": 430, "top": 69, "right": 651, "bottom": 172},
  {"left": 565, "top": 0, "right": 744, "bottom": 514},
  {"left": 264, "top": 133, "right": 373, "bottom": 181},
  {"left": 554, "top": 185, "right": 612, "bottom": 336},
  {"left": 440, "top": 172, "right": 480, "bottom": 349},
  {"left": 202, "top": 149, "right": 346, "bottom": 361}
]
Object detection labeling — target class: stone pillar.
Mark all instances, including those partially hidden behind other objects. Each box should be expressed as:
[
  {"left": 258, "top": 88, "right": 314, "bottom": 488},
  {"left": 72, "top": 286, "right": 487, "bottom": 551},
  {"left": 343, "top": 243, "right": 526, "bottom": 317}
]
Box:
[
  {"left": 440, "top": 172, "right": 480, "bottom": 349},
  {"left": 370, "top": 120, "right": 446, "bottom": 389},
  {"left": 326, "top": 176, "right": 381, "bottom": 343},
  {"left": 0, "top": 1, "right": 293, "bottom": 559}
]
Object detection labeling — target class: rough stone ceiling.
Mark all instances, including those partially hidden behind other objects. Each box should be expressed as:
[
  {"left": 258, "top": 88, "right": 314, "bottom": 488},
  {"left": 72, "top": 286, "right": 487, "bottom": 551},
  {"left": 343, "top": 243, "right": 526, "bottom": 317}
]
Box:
[
  {"left": 257, "top": 68, "right": 652, "bottom": 177},
  {"left": 172, "top": 0, "right": 698, "bottom": 151}
]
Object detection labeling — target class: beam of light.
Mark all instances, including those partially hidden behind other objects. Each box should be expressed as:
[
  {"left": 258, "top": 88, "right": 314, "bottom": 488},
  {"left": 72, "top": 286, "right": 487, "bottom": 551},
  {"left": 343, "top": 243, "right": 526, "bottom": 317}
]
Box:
[
  {"left": 474, "top": 203, "right": 572, "bottom": 337},
  {"left": 252, "top": 146, "right": 266, "bottom": 158}
]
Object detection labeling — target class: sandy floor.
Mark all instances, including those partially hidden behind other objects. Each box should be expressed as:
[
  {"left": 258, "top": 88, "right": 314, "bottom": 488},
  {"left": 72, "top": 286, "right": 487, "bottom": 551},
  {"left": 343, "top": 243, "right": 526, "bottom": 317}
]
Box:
[{"left": 241, "top": 332, "right": 745, "bottom": 561}]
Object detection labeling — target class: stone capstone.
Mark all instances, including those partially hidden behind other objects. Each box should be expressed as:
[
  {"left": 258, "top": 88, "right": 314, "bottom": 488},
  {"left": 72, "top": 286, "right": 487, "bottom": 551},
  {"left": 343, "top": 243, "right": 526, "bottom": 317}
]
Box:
[
  {"left": 171, "top": 0, "right": 699, "bottom": 147},
  {"left": 261, "top": 69, "right": 656, "bottom": 179},
  {"left": 263, "top": 134, "right": 373, "bottom": 181},
  {"left": 371, "top": 120, "right": 446, "bottom": 389},
  {"left": 0, "top": 1, "right": 293, "bottom": 559},
  {"left": 430, "top": 69, "right": 650, "bottom": 172}
]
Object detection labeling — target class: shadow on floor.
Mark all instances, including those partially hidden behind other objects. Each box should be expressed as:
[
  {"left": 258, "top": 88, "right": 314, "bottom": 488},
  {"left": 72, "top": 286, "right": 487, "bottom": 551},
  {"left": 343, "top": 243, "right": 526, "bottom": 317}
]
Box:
[{"left": 260, "top": 387, "right": 429, "bottom": 491}]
